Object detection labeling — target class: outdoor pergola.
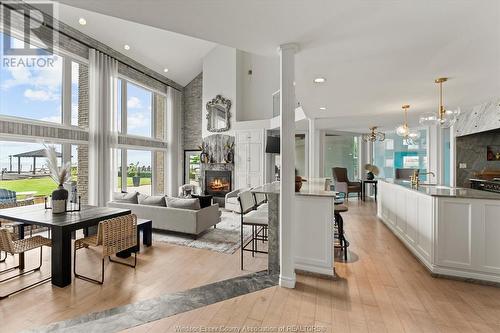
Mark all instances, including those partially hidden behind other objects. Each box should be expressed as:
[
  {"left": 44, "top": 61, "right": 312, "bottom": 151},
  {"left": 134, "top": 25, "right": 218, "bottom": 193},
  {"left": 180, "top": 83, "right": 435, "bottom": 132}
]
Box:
[{"left": 10, "top": 149, "right": 63, "bottom": 175}]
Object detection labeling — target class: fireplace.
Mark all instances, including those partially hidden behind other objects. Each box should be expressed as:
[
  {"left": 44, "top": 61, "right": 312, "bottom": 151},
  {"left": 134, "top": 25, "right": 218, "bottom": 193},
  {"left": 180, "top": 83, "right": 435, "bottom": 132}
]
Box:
[{"left": 205, "top": 170, "right": 232, "bottom": 197}]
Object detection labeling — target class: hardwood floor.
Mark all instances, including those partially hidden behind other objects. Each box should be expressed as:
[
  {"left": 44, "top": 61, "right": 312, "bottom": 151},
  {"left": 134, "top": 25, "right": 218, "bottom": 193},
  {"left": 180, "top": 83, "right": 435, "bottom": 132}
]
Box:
[
  {"left": 122, "top": 200, "right": 500, "bottom": 333},
  {"left": 0, "top": 224, "right": 267, "bottom": 332}
]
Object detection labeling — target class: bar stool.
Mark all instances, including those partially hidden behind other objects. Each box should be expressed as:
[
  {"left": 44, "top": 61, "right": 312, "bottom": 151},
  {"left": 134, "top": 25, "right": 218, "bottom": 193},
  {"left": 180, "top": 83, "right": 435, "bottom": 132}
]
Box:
[
  {"left": 238, "top": 191, "right": 268, "bottom": 270},
  {"left": 334, "top": 204, "right": 349, "bottom": 261}
]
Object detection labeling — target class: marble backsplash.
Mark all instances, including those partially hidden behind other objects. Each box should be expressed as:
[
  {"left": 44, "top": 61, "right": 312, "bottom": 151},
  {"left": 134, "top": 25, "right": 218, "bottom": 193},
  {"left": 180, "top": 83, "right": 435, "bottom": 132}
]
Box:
[{"left": 455, "top": 98, "right": 500, "bottom": 137}]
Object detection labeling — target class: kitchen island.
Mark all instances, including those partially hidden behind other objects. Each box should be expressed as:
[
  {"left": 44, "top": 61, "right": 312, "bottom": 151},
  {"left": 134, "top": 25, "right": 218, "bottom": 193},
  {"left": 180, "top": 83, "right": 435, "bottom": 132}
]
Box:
[
  {"left": 252, "top": 179, "right": 337, "bottom": 277},
  {"left": 378, "top": 179, "right": 500, "bottom": 283}
]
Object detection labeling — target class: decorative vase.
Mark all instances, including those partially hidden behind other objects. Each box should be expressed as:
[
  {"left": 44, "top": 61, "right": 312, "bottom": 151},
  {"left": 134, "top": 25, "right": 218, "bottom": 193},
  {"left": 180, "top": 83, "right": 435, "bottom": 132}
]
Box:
[
  {"left": 52, "top": 184, "right": 68, "bottom": 214},
  {"left": 225, "top": 150, "right": 233, "bottom": 163},
  {"left": 295, "top": 176, "right": 303, "bottom": 192},
  {"left": 200, "top": 151, "right": 208, "bottom": 164},
  {"left": 132, "top": 176, "right": 141, "bottom": 187},
  {"left": 366, "top": 171, "right": 375, "bottom": 180}
]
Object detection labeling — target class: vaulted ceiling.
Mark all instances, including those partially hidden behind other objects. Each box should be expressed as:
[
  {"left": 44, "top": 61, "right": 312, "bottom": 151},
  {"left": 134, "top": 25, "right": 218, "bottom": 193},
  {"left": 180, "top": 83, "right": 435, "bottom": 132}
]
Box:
[
  {"left": 53, "top": 2, "right": 215, "bottom": 87},
  {"left": 57, "top": 0, "right": 500, "bottom": 131}
]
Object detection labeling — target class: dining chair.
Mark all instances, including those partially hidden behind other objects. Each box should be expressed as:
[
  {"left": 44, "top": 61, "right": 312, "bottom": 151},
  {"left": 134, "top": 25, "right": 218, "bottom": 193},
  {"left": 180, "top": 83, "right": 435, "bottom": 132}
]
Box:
[
  {"left": 0, "top": 228, "right": 51, "bottom": 299},
  {"left": 332, "top": 167, "right": 361, "bottom": 200},
  {"left": 73, "top": 214, "right": 138, "bottom": 284}
]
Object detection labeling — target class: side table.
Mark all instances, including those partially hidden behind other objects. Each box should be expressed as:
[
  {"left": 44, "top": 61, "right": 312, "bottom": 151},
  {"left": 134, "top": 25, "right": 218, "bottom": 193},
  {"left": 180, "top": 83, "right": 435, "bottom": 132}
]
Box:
[{"left": 362, "top": 180, "right": 378, "bottom": 201}]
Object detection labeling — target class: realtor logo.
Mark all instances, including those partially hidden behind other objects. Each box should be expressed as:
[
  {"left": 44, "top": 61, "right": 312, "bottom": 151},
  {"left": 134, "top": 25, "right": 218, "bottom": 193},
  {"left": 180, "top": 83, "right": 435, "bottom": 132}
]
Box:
[{"left": 2, "top": 1, "right": 55, "bottom": 56}]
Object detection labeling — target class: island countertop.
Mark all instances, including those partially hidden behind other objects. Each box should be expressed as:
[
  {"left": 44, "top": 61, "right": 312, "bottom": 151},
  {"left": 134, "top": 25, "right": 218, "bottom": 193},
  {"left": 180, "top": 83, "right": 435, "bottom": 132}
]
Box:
[
  {"left": 251, "top": 179, "right": 337, "bottom": 197},
  {"left": 381, "top": 179, "right": 500, "bottom": 200}
]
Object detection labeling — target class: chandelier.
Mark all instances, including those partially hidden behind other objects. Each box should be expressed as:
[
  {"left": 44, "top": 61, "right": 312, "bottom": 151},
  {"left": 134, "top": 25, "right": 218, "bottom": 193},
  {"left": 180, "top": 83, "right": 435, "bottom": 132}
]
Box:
[
  {"left": 419, "top": 77, "right": 460, "bottom": 128},
  {"left": 362, "top": 126, "right": 385, "bottom": 142},
  {"left": 396, "top": 104, "right": 421, "bottom": 144}
]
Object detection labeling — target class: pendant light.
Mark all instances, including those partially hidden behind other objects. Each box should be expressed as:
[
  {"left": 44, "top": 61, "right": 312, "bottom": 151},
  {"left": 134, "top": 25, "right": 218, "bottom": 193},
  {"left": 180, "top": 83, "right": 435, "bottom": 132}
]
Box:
[
  {"left": 362, "top": 126, "right": 385, "bottom": 142},
  {"left": 396, "top": 104, "right": 421, "bottom": 144},
  {"left": 419, "top": 77, "right": 460, "bottom": 128}
]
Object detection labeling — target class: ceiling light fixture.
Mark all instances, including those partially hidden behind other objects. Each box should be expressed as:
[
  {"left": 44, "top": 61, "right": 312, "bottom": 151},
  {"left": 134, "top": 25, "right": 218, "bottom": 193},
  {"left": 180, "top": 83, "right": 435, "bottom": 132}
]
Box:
[
  {"left": 124, "top": 44, "right": 130, "bottom": 50},
  {"left": 319, "top": 107, "right": 327, "bottom": 110},
  {"left": 163, "top": 68, "right": 169, "bottom": 73},
  {"left": 362, "top": 126, "right": 385, "bottom": 142},
  {"left": 419, "top": 77, "right": 460, "bottom": 128},
  {"left": 78, "top": 18, "right": 87, "bottom": 26},
  {"left": 313, "top": 77, "right": 326, "bottom": 84},
  {"left": 396, "top": 104, "right": 421, "bottom": 144}
]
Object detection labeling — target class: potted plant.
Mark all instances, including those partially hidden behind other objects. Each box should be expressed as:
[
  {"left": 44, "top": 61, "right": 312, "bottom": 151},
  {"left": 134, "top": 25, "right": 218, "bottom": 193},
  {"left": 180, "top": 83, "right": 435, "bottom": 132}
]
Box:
[
  {"left": 130, "top": 162, "right": 141, "bottom": 187},
  {"left": 45, "top": 145, "right": 71, "bottom": 214},
  {"left": 364, "top": 164, "right": 380, "bottom": 180}
]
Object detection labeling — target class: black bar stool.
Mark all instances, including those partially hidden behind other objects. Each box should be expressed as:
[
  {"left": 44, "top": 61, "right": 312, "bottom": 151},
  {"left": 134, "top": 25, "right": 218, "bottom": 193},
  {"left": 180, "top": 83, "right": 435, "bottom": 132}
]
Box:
[{"left": 334, "top": 204, "right": 349, "bottom": 261}]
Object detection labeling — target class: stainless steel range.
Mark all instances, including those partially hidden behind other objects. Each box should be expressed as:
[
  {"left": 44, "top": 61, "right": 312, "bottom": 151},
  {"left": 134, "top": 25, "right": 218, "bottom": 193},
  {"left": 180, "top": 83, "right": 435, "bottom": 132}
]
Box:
[{"left": 470, "top": 178, "right": 500, "bottom": 193}]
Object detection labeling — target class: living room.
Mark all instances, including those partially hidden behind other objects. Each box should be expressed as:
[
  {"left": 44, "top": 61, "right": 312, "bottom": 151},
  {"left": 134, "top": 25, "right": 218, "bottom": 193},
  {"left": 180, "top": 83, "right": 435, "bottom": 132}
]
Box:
[{"left": 2, "top": 1, "right": 500, "bottom": 333}]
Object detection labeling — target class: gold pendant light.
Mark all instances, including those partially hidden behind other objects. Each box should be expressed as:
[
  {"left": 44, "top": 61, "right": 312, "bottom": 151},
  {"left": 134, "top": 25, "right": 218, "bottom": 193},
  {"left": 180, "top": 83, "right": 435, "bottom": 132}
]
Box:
[
  {"left": 419, "top": 77, "right": 460, "bottom": 128},
  {"left": 396, "top": 104, "right": 421, "bottom": 144}
]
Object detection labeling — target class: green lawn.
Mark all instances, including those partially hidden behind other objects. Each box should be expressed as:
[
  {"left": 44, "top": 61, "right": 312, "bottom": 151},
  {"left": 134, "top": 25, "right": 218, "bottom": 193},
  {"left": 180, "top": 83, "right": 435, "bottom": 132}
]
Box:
[
  {"left": 0, "top": 177, "right": 57, "bottom": 197},
  {"left": 0, "top": 176, "right": 152, "bottom": 197},
  {"left": 118, "top": 177, "right": 152, "bottom": 187}
]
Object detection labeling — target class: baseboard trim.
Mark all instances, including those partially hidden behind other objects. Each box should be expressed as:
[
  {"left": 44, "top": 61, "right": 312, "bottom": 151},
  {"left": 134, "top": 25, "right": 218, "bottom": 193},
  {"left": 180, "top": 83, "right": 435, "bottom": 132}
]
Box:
[{"left": 279, "top": 273, "right": 296, "bottom": 288}]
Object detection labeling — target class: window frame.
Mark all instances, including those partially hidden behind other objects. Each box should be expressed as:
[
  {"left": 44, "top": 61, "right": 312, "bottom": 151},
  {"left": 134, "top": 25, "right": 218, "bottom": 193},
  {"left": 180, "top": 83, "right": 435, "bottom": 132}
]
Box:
[{"left": 0, "top": 29, "right": 88, "bottom": 129}]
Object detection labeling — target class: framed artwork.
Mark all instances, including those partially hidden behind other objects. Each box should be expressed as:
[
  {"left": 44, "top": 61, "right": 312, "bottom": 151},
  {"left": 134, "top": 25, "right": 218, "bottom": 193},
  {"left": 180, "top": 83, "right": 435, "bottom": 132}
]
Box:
[{"left": 487, "top": 145, "right": 500, "bottom": 161}]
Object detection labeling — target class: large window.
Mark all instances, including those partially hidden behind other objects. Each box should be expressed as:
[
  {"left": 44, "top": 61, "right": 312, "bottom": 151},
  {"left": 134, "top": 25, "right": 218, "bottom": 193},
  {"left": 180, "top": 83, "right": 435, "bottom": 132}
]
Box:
[
  {"left": 116, "top": 80, "right": 154, "bottom": 138},
  {"left": 0, "top": 141, "right": 65, "bottom": 198},
  {"left": 323, "top": 135, "right": 359, "bottom": 180},
  {"left": 373, "top": 129, "right": 428, "bottom": 180},
  {"left": 0, "top": 32, "right": 84, "bottom": 127},
  {"left": 116, "top": 149, "right": 153, "bottom": 195}
]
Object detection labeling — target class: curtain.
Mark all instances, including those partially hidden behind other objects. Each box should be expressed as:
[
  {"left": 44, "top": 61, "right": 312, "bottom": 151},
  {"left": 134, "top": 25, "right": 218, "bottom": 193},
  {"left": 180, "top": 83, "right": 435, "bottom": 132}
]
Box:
[
  {"left": 88, "top": 49, "right": 118, "bottom": 206},
  {"left": 166, "top": 87, "right": 182, "bottom": 197}
]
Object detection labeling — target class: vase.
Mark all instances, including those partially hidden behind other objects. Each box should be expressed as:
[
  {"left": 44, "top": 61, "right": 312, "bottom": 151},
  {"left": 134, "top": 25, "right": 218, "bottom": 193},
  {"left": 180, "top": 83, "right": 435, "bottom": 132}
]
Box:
[
  {"left": 132, "top": 176, "right": 141, "bottom": 187},
  {"left": 295, "top": 176, "right": 303, "bottom": 192},
  {"left": 366, "top": 172, "right": 375, "bottom": 180},
  {"left": 52, "top": 184, "right": 68, "bottom": 214}
]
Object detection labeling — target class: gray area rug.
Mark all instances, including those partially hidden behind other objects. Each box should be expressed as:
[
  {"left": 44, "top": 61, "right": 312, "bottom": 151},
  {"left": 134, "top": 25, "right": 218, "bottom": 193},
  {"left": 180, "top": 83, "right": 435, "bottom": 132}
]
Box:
[{"left": 153, "top": 210, "right": 252, "bottom": 254}]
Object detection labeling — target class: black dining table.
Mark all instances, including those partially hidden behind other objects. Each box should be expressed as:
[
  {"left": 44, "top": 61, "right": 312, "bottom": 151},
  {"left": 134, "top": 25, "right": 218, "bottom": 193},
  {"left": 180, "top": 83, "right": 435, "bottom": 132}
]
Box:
[{"left": 0, "top": 204, "right": 131, "bottom": 287}]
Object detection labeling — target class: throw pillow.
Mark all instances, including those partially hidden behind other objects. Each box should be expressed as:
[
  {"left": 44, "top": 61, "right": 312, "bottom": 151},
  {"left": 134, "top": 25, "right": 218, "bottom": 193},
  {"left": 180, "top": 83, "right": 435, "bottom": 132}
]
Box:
[
  {"left": 138, "top": 194, "right": 166, "bottom": 207},
  {"left": 112, "top": 192, "right": 139, "bottom": 204},
  {"left": 165, "top": 196, "right": 201, "bottom": 210}
]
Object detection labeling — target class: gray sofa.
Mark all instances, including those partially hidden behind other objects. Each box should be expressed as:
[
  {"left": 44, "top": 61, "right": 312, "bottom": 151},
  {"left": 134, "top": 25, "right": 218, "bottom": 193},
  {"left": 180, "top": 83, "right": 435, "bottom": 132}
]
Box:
[{"left": 108, "top": 199, "right": 220, "bottom": 237}]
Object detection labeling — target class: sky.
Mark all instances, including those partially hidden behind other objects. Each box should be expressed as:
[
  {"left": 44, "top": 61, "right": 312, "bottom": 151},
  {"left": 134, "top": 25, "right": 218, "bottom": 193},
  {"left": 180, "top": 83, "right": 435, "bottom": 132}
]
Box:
[{"left": 0, "top": 32, "right": 153, "bottom": 168}]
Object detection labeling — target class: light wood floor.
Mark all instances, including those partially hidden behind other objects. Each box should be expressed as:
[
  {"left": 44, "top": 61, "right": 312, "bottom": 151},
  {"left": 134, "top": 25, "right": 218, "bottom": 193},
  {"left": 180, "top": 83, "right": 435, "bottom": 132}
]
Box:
[
  {"left": 0, "top": 222, "right": 267, "bottom": 332},
  {"left": 122, "top": 200, "right": 500, "bottom": 333}
]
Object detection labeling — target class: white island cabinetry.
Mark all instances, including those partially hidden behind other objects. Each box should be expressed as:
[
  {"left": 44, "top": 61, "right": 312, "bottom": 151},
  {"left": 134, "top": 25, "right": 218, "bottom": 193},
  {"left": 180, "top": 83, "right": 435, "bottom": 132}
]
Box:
[{"left": 378, "top": 180, "right": 500, "bottom": 283}]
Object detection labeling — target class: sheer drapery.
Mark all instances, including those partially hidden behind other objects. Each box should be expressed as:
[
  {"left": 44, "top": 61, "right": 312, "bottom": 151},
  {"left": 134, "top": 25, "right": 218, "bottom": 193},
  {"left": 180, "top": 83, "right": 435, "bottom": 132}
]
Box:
[
  {"left": 88, "top": 49, "right": 118, "bottom": 206},
  {"left": 166, "top": 87, "right": 182, "bottom": 197}
]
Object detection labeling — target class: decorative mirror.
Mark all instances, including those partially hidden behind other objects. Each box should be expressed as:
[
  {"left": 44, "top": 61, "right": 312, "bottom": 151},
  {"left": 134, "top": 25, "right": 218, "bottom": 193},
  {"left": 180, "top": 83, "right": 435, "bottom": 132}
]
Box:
[{"left": 206, "top": 95, "right": 231, "bottom": 132}]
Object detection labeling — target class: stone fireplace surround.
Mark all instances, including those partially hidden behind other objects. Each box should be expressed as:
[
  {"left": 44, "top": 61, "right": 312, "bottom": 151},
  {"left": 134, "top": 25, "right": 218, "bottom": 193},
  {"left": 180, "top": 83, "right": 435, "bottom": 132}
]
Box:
[{"left": 199, "top": 134, "right": 235, "bottom": 206}]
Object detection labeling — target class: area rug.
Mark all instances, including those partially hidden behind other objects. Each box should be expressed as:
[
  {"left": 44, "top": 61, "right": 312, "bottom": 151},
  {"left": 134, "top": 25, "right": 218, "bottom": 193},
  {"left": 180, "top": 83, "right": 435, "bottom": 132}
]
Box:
[{"left": 152, "top": 210, "right": 253, "bottom": 254}]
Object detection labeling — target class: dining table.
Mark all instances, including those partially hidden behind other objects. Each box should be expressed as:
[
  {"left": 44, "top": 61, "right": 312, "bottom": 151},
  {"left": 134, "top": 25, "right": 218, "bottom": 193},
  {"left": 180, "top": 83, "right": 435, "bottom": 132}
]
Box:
[{"left": 0, "top": 204, "right": 131, "bottom": 287}]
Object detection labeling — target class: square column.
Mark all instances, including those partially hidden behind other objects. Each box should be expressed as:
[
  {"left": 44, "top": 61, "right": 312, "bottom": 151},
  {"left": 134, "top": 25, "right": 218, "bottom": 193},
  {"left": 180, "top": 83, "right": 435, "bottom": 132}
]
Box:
[{"left": 279, "top": 43, "right": 299, "bottom": 288}]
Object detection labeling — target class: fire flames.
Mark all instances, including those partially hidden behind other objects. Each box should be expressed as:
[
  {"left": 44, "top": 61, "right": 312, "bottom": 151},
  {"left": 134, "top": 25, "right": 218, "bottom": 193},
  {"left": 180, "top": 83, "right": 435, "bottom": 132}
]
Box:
[{"left": 209, "top": 178, "right": 229, "bottom": 191}]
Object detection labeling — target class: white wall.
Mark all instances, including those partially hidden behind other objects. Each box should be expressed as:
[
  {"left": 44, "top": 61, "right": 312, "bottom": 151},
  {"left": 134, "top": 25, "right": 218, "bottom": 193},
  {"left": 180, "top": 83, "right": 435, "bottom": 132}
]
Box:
[
  {"left": 202, "top": 45, "right": 278, "bottom": 138},
  {"left": 236, "top": 51, "right": 280, "bottom": 121},
  {"left": 202, "top": 45, "right": 237, "bottom": 138}
]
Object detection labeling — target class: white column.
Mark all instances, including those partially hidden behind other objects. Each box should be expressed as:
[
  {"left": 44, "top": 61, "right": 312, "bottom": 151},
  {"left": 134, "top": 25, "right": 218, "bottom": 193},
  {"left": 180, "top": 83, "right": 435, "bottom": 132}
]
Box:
[
  {"left": 427, "top": 126, "right": 442, "bottom": 185},
  {"left": 308, "top": 118, "right": 320, "bottom": 179},
  {"left": 279, "top": 43, "right": 298, "bottom": 288}
]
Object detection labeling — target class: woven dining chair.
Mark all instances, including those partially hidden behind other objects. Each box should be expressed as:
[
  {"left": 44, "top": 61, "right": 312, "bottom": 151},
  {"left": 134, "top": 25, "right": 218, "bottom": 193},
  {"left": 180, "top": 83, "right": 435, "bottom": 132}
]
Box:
[
  {"left": 73, "top": 214, "right": 138, "bottom": 284},
  {"left": 0, "top": 228, "right": 51, "bottom": 299}
]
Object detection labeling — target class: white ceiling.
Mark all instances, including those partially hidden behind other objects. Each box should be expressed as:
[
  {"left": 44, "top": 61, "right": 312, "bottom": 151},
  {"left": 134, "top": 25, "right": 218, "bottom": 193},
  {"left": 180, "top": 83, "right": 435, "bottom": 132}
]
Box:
[
  {"left": 57, "top": 0, "right": 500, "bottom": 131},
  {"left": 53, "top": 3, "right": 215, "bottom": 86}
]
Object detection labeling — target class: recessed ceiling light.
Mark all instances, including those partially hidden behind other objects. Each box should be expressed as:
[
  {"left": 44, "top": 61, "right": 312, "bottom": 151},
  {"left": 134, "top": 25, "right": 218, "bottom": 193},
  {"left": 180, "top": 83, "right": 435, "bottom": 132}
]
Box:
[
  {"left": 124, "top": 44, "right": 130, "bottom": 50},
  {"left": 78, "top": 18, "right": 87, "bottom": 26},
  {"left": 319, "top": 107, "right": 327, "bottom": 110},
  {"left": 313, "top": 77, "right": 326, "bottom": 84},
  {"left": 163, "top": 68, "right": 169, "bottom": 73}
]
